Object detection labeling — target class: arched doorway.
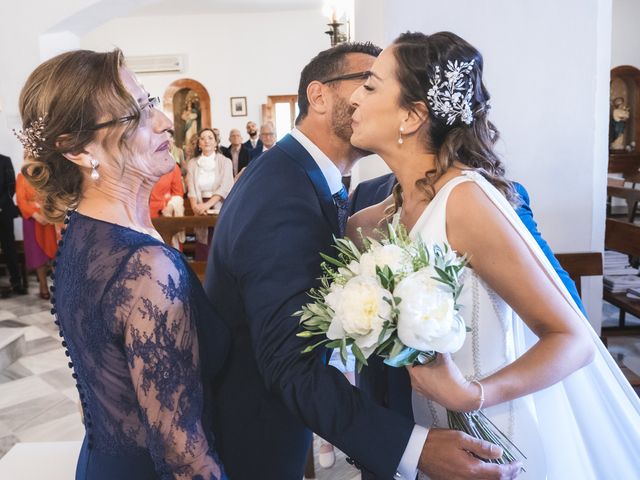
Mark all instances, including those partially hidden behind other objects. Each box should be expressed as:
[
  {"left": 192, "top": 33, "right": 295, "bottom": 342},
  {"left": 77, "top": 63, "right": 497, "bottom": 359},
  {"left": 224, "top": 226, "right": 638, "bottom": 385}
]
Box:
[{"left": 163, "top": 79, "right": 211, "bottom": 153}]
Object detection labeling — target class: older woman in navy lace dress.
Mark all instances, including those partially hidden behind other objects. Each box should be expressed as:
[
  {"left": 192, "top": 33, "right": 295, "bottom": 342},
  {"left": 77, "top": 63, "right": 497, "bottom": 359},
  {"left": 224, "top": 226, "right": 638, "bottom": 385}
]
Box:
[{"left": 17, "top": 49, "right": 228, "bottom": 480}]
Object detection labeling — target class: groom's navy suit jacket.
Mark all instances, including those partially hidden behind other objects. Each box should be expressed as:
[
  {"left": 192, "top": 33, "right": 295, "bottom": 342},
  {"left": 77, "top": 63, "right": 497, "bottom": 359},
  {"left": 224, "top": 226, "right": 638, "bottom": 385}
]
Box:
[
  {"left": 204, "top": 135, "right": 414, "bottom": 479},
  {"left": 349, "top": 173, "right": 587, "bottom": 427}
]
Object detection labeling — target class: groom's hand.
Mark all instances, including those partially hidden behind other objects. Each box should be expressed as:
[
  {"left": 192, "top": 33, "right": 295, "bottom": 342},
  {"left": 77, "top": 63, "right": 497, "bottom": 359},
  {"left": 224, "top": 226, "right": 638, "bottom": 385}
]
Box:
[{"left": 418, "top": 429, "right": 522, "bottom": 480}]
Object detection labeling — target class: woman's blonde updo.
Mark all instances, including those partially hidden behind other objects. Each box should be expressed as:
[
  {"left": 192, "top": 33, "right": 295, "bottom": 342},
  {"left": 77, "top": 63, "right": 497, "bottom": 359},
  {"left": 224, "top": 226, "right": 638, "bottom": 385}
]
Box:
[
  {"left": 18, "top": 48, "right": 142, "bottom": 222},
  {"left": 390, "top": 31, "right": 519, "bottom": 212}
]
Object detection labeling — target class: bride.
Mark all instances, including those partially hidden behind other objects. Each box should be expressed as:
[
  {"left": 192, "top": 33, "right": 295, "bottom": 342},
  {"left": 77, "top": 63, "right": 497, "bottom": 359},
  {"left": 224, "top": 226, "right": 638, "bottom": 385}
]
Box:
[{"left": 348, "top": 31, "right": 640, "bottom": 478}]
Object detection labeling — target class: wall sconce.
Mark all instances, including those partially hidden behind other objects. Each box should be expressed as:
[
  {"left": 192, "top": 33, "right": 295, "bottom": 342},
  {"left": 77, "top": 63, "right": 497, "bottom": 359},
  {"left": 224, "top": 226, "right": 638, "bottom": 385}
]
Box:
[{"left": 323, "top": 0, "right": 351, "bottom": 47}]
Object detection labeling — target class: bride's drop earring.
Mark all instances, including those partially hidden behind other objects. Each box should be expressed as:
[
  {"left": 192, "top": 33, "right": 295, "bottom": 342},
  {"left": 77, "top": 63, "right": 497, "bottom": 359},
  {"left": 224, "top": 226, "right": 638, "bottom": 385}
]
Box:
[
  {"left": 398, "top": 126, "right": 405, "bottom": 145},
  {"left": 90, "top": 158, "right": 100, "bottom": 181}
]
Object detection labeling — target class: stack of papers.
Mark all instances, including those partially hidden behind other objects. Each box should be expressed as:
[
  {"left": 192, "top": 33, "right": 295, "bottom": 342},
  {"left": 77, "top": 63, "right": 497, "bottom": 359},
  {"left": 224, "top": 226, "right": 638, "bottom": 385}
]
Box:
[
  {"left": 604, "top": 251, "right": 639, "bottom": 275},
  {"left": 627, "top": 287, "right": 640, "bottom": 300},
  {"left": 604, "top": 275, "right": 640, "bottom": 293},
  {"left": 604, "top": 250, "right": 640, "bottom": 293}
]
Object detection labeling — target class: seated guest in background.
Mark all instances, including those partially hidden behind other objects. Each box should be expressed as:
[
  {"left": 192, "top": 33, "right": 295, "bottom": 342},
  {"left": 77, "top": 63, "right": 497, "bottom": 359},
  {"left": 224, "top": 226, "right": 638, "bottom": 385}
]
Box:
[
  {"left": 149, "top": 163, "right": 184, "bottom": 219},
  {"left": 0, "top": 153, "right": 26, "bottom": 296},
  {"left": 149, "top": 164, "right": 186, "bottom": 249},
  {"left": 221, "top": 128, "right": 250, "bottom": 178},
  {"left": 16, "top": 48, "right": 228, "bottom": 480},
  {"left": 186, "top": 128, "right": 233, "bottom": 261},
  {"left": 249, "top": 122, "right": 276, "bottom": 161},
  {"left": 243, "top": 120, "right": 261, "bottom": 152},
  {"left": 15, "top": 171, "right": 57, "bottom": 299}
]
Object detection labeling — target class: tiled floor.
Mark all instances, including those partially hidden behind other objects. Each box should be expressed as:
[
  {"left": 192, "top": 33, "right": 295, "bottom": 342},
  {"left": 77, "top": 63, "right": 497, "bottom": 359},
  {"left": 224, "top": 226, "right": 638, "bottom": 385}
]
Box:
[{"left": 0, "top": 276, "right": 639, "bottom": 480}]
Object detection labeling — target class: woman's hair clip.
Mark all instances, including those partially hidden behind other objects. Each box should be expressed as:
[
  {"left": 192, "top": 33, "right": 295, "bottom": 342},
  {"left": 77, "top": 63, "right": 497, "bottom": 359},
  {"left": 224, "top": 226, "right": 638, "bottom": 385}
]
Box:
[{"left": 13, "top": 116, "right": 47, "bottom": 158}]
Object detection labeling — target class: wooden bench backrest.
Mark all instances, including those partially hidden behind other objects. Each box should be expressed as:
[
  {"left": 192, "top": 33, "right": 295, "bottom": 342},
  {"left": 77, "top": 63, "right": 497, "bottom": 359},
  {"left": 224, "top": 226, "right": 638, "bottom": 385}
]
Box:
[
  {"left": 556, "top": 252, "right": 603, "bottom": 297},
  {"left": 605, "top": 219, "right": 640, "bottom": 257}
]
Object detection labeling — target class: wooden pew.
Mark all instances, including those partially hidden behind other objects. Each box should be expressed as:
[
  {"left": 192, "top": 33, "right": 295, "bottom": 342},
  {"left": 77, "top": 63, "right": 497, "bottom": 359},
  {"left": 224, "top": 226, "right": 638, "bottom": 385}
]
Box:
[
  {"left": 607, "top": 185, "right": 640, "bottom": 222},
  {"left": 556, "top": 252, "right": 603, "bottom": 298},
  {"left": 151, "top": 215, "right": 218, "bottom": 282},
  {"left": 602, "top": 219, "right": 640, "bottom": 336}
]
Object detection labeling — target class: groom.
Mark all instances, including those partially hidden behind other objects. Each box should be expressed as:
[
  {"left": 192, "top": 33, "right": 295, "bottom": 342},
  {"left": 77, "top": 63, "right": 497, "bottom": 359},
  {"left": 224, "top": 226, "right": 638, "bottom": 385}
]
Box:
[{"left": 205, "top": 43, "right": 521, "bottom": 479}]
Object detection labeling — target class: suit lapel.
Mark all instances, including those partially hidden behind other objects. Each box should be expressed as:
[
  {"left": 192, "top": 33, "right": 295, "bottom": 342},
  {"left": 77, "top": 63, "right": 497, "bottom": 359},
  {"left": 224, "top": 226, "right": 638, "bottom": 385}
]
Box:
[{"left": 277, "top": 134, "right": 339, "bottom": 235}]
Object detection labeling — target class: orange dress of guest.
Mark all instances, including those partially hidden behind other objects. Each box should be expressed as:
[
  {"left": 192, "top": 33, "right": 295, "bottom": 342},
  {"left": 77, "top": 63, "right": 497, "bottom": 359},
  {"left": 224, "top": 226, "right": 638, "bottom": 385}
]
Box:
[
  {"left": 15, "top": 173, "right": 58, "bottom": 268},
  {"left": 149, "top": 164, "right": 184, "bottom": 219}
]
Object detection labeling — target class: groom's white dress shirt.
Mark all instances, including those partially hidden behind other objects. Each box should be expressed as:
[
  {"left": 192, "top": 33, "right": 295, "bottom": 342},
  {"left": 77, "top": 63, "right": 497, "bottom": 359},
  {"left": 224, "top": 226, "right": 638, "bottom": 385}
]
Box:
[{"left": 290, "top": 128, "right": 429, "bottom": 480}]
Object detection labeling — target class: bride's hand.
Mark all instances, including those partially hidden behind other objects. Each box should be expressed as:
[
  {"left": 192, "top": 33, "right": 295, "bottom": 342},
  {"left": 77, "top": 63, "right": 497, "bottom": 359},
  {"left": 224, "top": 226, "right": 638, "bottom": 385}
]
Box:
[{"left": 406, "top": 353, "right": 482, "bottom": 412}]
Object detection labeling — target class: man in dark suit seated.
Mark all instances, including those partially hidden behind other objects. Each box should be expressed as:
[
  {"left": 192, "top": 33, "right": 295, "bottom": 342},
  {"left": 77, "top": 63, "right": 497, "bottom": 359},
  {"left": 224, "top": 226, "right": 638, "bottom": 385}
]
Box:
[
  {"left": 349, "top": 171, "right": 588, "bottom": 452},
  {"left": 243, "top": 120, "right": 262, "bottom": 153},
  {"left": 249, "top": 122, "right": 277, "bottom": 161},
  {"left": 221, "top": 128, "right": 251, "bottom": 177},
  {"left": 0, "top": 153, "right": 26, "bottom": 297}
]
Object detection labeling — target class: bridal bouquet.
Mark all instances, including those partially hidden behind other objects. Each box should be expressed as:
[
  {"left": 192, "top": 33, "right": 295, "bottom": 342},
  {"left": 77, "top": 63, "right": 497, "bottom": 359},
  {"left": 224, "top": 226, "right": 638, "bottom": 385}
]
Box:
[{"left": 295, "top": 224, "right": 524, "bottom": 465}]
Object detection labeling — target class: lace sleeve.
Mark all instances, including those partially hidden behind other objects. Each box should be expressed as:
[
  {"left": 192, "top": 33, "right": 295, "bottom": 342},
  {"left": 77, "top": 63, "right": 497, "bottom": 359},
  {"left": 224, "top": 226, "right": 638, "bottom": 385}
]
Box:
[{"left": 116, "top": 245, "right": 223, "bottom": 480}]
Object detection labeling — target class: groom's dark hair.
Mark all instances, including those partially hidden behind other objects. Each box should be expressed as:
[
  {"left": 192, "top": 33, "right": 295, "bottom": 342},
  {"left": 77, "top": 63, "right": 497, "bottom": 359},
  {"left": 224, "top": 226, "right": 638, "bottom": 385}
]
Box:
[{"left": 295, "top": 42, "right": 381, "bottom": 124}]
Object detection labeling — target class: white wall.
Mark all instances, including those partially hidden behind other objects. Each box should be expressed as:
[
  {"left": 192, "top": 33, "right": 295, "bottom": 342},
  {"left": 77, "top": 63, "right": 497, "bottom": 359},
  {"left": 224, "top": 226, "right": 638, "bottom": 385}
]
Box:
[
  {"left": 354, "top": 0, "right": 612, "bottom": 328},
  {"left": 611, "top": 0, "right": 640, "bottom": 68},
  {"left": 80, "top": 10, "right": 329, "bottom": 143}
]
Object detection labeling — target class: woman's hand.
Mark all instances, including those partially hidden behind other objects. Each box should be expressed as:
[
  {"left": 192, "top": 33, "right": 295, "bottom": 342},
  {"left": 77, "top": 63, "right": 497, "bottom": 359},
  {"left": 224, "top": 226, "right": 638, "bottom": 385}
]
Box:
[
  {"left": 406, "top": 354, "right": 481, "bottom": 412},
  {"left": 193, "top": 203, "right": 208, "bottom": 216},
  {"left": 32, "top": 212, "right": 49, "bottom": 225}
]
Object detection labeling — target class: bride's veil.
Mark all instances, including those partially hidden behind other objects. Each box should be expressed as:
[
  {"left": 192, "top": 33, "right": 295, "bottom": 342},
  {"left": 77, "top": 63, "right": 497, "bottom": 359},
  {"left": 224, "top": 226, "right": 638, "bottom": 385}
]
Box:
[{"left": 467, "top": 170, "right": 640, "bottom": 478}]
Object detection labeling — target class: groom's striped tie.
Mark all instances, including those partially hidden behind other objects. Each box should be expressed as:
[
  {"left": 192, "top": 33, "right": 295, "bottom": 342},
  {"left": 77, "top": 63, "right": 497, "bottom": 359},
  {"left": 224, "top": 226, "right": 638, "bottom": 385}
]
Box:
[{"left": 333, "top": 185, "right": 349, "bottom": 236}]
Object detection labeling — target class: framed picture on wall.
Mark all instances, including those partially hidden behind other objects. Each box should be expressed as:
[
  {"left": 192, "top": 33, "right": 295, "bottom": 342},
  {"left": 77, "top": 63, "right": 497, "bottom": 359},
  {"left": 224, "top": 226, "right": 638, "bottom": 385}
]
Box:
[{"left": 230, "top": 97, "right": 247, "bottom": 117}]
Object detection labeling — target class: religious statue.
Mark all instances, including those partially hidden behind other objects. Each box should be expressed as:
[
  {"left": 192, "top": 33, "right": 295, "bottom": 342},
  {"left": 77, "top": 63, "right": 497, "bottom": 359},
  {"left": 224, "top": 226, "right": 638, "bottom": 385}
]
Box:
[
  {"left": 181, "top": 97, "right": 200, "bottom": 148},
  {"left": 610, "top": 96, "right": 631, "bottom": 150}
]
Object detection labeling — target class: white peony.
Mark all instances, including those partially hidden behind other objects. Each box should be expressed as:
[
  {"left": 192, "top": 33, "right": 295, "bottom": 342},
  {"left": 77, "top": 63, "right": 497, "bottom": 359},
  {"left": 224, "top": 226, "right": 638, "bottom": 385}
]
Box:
[
  {"left": 394, "top": 269, "right": 466, "bottom": 353},
  {"left": 359, "top": 244, "right": 413, "bottom": 278},
  {"left": 325, "top": 275, "right": 393, "bottom": 358}
]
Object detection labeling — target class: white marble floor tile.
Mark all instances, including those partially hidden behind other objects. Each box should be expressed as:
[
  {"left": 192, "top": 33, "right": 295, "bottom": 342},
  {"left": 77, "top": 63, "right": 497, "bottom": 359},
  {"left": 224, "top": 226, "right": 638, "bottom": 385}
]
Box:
[
  {"left": 22, "top": 326, "right": 50, "bottom": 342},
  {"left": 0, "top": 362, "right": 34, "bottom": 384},
  {"left": 61, "top": 387, "right": 80, "bottom": 404},
  {"left": 16, "top": 311, "right": 55, "bottom": 327},
  {"left": 0, "top": 376, "right": 56, "bottom": 410},
  {"left": 0, "top": 393, "right": 77, "bottom": 433},
  {"left": 15, "top": 348, "right": 67, "bottom": 375},
  {"left": 39, "top": 367, "right": 76, "bottom": 391},
  {"left": 0, "top": 311, "right": 17, "bottom": 322},
  {"left": 16, "top": 413, "right": 84, "bottom": 443}
]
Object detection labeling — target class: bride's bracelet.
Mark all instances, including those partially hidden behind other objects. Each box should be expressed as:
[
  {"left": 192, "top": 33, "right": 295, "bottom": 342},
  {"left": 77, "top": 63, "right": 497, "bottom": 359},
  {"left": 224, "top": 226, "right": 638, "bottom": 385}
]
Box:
[{"left": 471, "top": 380, "right": 485, "bottom": 412}]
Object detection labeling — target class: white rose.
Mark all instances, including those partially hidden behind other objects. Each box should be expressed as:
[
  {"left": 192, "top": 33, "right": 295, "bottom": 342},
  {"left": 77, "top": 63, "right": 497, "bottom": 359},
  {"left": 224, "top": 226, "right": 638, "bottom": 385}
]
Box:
[
  {"left": 359, "top": 244, "right": 413, "bottom": 278},
  {"left": 326, "top": 275, "right": 393, "bottom": 358},
  {"left": 394, "top": 269, "right": 466, "bottom": 353}
]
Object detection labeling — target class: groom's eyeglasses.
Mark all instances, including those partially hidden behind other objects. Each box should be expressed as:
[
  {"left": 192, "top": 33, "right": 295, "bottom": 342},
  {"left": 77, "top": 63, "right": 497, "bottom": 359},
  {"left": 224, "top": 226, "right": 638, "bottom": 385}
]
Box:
[{"left": 321, "top": 71, "right": 371, "bottom": 84}]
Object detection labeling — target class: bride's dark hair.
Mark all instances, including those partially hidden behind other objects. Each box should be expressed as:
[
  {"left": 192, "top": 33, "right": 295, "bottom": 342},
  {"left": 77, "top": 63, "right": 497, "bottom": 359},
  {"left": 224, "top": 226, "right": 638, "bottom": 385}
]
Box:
[{"left": 391, "top": 31, "right": 518, "bottom": 210}]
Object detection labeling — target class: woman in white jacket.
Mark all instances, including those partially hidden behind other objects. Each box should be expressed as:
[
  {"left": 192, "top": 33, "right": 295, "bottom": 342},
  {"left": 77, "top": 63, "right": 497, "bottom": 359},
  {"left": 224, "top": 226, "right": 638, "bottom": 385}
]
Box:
[{"left": 186, "top": 128, "right": 233, "bottom": 260}]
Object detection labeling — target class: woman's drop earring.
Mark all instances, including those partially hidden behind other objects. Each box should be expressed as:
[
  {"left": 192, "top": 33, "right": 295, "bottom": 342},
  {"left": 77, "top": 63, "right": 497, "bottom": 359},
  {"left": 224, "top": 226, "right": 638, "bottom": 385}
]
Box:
[
  {"left": 90, "top": 158, "right": 100, "bottom": 181},
  {"left": 398, "top": 126, "right": 405, "bottom": 145}
]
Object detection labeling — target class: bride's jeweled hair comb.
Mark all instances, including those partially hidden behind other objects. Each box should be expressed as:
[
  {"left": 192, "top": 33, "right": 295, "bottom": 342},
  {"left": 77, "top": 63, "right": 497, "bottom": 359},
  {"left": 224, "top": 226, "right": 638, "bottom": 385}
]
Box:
[
  {"left": 13, "top": 115, "right": 47, "bottom": 158},
  {"left": 426, "top": 59, "right": 476, "bottom": 126}
]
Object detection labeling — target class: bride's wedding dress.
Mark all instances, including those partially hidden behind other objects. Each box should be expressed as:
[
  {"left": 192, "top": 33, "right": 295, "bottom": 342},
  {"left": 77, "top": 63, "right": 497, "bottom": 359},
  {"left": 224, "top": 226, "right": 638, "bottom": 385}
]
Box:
[{"left": 404, "top": 170, "right": 640, "bottom": 479}]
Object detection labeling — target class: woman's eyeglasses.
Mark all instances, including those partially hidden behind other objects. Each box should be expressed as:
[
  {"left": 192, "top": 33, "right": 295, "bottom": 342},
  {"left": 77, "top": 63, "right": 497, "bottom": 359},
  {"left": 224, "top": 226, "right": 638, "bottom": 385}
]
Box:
[{"left": 84, "top": 96, "right": 161, "bottom": 132}]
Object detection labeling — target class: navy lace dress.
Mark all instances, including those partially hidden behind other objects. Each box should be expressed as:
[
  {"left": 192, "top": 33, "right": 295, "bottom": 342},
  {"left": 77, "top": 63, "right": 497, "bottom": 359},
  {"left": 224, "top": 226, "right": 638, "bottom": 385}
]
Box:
[{"left": 51, "top": 211, "right": 229, "bottom": 480}]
